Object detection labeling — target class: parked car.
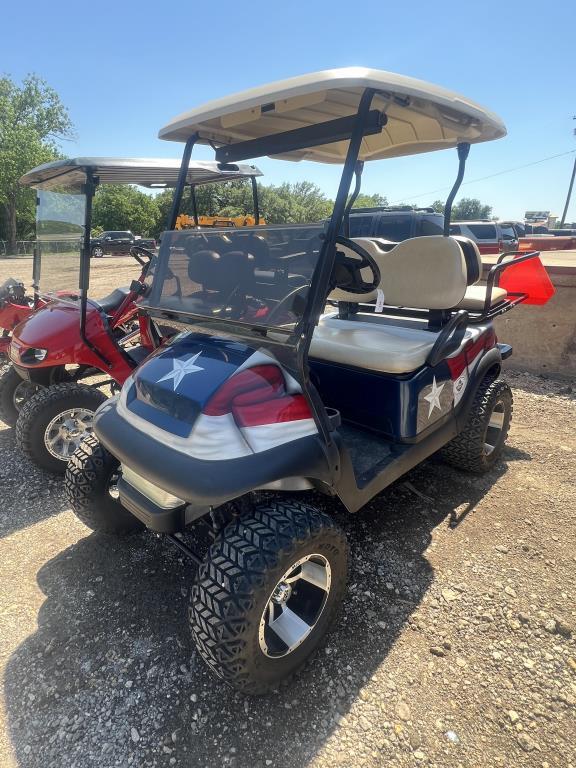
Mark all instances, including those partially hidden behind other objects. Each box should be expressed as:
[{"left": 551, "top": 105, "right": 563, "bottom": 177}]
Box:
[
  {"left": 501, "top": 220, "right": 526, "bottom": 238},
  {"left": 348, "top": 206, "right": 444, "bottom": 240},
  {"left": 449, "top": 221, "right": 518, "bottom": 254},
  {"left": 90, "top": 230, "right": 156, "bottom": 258}
]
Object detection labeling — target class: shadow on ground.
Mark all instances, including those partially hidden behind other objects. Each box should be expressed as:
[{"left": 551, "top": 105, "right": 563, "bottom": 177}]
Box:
[{"left": 4, "top": 459, "right": 508, "bottom": 768}]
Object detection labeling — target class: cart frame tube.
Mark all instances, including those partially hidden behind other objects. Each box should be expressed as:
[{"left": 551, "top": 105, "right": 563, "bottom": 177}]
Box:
[
  {"left": 443, "top": 142, "right": 470, "bottom": 235},
  {"left": 79, "top": 170, "right": 112, "bottom": 367},
  {"left": 168, "top": 133, "right": 199, "bottom": 230}
]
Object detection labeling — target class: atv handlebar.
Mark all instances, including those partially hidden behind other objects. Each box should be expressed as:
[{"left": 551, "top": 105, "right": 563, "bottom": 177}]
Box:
[{"left": 129, "top": 245, "right": 156, "bottom": 267}]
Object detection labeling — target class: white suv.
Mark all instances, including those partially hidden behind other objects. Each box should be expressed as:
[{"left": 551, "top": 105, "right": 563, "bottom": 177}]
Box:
[{"left": 449, "top": 221, "right": 518, "bottom": 255}]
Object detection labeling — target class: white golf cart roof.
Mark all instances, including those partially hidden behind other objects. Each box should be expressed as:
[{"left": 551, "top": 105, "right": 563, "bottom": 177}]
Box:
[
  {"left": 20, "top": 157, "right": 262, "bottom": 189},
  {"left": 159, "top": 67, "right": 506, "bottom": 163}
]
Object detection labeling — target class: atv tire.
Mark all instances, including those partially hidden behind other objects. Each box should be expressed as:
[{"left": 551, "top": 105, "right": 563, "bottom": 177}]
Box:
[
  {"left": 16, "top": 382, "right": 107, "bottom": 473},
  {"left": 441, "top": 377, "right": 513, "bottom": 473},
  {"left": 189, "top": 499, "right": 348, "bottom": 694},
  {"left": 0, "top": 365, "right": 41, "bottom": 427},
  {"left": 65, "top": 434, "right": 144, "bottom": 535}
]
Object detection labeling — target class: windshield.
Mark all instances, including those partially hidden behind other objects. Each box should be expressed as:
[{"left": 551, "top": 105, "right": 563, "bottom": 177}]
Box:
[
  {"left": 349, "top": 214, "right": 414, "bottom": 241},
  {"left": 36, "top": 177, "right": 86, "bottom": 299},
  {"left": 142, "top": 224, "right": 324, "bottom": 337}
]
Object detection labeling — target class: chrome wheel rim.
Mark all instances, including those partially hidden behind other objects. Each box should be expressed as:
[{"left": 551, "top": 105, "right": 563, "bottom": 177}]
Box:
[
  {"left": 484, "top": 399, "right": 505, "bottom": 455},
  {"left": 258, "top": 554, "right": 331, "bottom": 658},
  {"left": 44, "top": 408, "right": 95, "bottom": 461},
  {"left": 93, "top": 248, "right": 103, "bottom": 258},
  {"left": 13, "top": 381, "right": 40, "bottom": 412}
]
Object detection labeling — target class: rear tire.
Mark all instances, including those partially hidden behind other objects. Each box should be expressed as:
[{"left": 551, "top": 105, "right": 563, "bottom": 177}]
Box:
[
  {"left": 189, "top": 499, "right": 348, "bottom": 694},
  {"left": 65, "top": 434, "right": 143, "bottom": 535},
  {"left": 0, "top": 365, "right": 41, "bottom": 427},
  {"left": 16, "top": 383, "right": 107, "bottom": 473},
  {"left": 440, "top": 377, "right": 513, "bottom": 473}
]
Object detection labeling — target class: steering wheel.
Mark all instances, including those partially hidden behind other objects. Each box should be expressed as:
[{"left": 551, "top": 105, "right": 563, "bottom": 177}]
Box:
[
  {"left": 129, "top": 245, "right": 156, "bottom": 267},
  {"left": 265, "top": 284, "right": 309, "bottom": 325},
  {"left": 331, "top": 236, "right": 380, "bottom": 294}
]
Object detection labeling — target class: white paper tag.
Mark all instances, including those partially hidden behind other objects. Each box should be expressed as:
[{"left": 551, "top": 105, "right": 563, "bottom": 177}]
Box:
[{"left": 375, "top": 289, "right": 385, "bottom": 313}]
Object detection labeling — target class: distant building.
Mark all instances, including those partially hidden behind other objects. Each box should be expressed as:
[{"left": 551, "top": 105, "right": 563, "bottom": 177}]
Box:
[{"left": 524, "top": 211, "right": 558, "bottom": 229}]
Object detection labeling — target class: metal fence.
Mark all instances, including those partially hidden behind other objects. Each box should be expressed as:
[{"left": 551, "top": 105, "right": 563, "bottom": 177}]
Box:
[{"left": 0, "top": 240, "right": 82, "bottom": 258}]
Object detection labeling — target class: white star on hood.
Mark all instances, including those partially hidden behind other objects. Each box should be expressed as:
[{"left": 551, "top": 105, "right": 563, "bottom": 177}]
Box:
[
  {"left": 157, "top": 352, "right": 204, "bottom": 390},
  {"left": 424, "top": 376, "right": 445, "bottom": 418}
]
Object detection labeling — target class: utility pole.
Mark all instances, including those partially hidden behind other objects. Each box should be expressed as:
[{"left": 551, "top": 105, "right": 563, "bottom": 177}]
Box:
[{"left": 559, "top": 116, "right": 576, "bottom": 227}]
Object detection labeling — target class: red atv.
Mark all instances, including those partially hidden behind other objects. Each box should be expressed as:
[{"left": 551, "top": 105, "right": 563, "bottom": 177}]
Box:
[{"left": 2, "top": 156, "right": 263, "bottom": 472}]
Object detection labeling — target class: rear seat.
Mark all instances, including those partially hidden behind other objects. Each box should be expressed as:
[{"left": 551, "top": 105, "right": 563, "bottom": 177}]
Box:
[
  {"left": 311, "top": 236, "right": 472, "bottom": 374},
  {"left": 326, "top": 235, "right": 507, "bottom": 311},
  {"left": 451, "top": 236, "right": 508, "bottom": 310}
]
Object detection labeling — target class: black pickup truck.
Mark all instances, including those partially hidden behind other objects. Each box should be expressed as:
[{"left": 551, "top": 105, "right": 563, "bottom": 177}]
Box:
[{"left": 90, "top": 231, "right": 156, "bottom": 258}]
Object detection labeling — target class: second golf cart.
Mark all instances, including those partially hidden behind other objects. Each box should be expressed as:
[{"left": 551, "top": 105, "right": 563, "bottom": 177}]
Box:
[
  {"left": 5, "top": 157, "right": 262, "bottom": 471},
  {"left": 66, "top": 68, "right": 553, "bottom": 693}
]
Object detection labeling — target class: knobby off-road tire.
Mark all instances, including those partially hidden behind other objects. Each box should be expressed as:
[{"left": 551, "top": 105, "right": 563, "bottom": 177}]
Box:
[
  {"left": 65, "top": 434, "right": 144, "bottom": 535},
  {"left": 189, "top": 499, "right": 348, "bottom": 695},
  {"left": 441, "top": 377, "right": 513, "bottom": 473},
  {"left": 0, "top": 365, "right": 41, "bottom": 427},
  {"left": 16, "top": 382, "right": 107, "bottom": 473}
]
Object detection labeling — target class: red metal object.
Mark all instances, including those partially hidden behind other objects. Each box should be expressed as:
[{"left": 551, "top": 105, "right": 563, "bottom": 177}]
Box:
[
  {"left": 499, "top": 253, "right": 555, "bottom": 305},
  {"left": 0, "top": 295, "right": 49, "bottom": 357},
  {"left": 519, "top": 236, "right": 576, "bottom": 252}
]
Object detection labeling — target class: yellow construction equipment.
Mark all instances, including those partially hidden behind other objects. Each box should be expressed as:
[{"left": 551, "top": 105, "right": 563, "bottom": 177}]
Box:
[{"left": 175, "top": 214, "right": 265, "bottom": 229}]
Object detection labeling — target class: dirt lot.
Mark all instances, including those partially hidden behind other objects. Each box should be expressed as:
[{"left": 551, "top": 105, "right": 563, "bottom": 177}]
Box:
[
  {"left": 1, "top": 250, "right": 575, "bottom": 767},
  {"left": 0, "top": 254, "right": 144, "bottom": 298},
  {"left": 0, "top": 367, "right": 574, "bottom": 768}
]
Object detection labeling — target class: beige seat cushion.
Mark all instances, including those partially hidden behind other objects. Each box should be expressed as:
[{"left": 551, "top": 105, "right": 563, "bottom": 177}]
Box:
[
  {"left": 458, "top": 285, "right": 507, "bottom": 311},
  {"left": 330, "top": 235, "right": 468, "bottom": 309},
  {"left": 310, "top": 314, "right": 484, "bottom": 374}
]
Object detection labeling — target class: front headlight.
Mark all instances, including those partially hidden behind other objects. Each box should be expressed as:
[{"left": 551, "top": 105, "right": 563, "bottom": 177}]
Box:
[{"left": 18, "top": 347, "right": 48, "bottom": 364}]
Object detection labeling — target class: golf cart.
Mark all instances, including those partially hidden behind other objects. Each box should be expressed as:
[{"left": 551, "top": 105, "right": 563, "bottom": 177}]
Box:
[
  {"left": 65, "top": 68, "right": 553, "bottom": 694},
  {"left": 2, "top": 157, "right": 262, "bottom": 473}
]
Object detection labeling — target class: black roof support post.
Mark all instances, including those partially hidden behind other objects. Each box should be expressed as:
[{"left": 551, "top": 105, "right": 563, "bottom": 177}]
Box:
[
  {"left": 443, "top": 142, "right": 470, "bottom": 235},
  {"left": 343, "top": 161, "right": 365, "bottom": 237},
  {"left": 301, "top": 88, "right": 378, "bottom": 447},
  {"left": 79, "top": 170, "right": 111, "bottom": 367},
  {"left": 251, "top": 175, "right": 260, "bottom": 224},
  {"left": 33, "top": 195, "right": 41, "bottom": 308},
  {"left": 168, "top": 133, "right": 198, "bottom": 230},
  {"left": 190, "top": 185, "right": 199, "bottom": 226}
]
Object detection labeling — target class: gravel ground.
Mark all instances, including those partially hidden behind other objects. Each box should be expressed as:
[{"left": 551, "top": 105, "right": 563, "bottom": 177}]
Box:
[
  {"left": 0, "top": 254, "right": 145, "bottom": 298},
  {"left": 0, "top": 368, "right": 574, "bottom": 768}
]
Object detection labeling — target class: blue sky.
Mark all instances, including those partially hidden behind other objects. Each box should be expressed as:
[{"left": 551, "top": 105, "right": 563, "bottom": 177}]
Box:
[{"left": 3, "top": 0, "right": 575, "bottom": 221}]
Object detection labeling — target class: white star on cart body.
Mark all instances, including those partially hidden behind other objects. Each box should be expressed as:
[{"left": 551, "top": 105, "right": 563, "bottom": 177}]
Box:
[
  {"left": 424, "top": 376, "right": 445, "bottom": 418},
  {"left": 157, "top": 352, "right": 204, "bottom": 390}
]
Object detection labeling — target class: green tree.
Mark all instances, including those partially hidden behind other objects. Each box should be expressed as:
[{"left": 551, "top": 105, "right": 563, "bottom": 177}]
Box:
[
  {"left": 451, "top": 197, "right": 492, "bottom": 220},
  {"left": 429, "top": 197, "right": 493, "bottom": 220},
  {"left": 92, "top": 185, "right": 161, "bottom": 236},
  {"left": 0, "top": 74, "right": 74, "bottom": 254},
  {"left": 352, "top": 193, "right": 387, "bottom": 208},
  {"left": 259, "top": 181, "right": 332, "bottom": 223},
  {"left": 153, "top": 179, "right": 334, "bottom": 233}
]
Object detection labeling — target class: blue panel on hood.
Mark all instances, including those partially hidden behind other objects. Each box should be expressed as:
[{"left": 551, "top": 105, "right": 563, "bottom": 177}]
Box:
[{"left": 126, "top": 334, "right": 254, "bottom": 437}]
